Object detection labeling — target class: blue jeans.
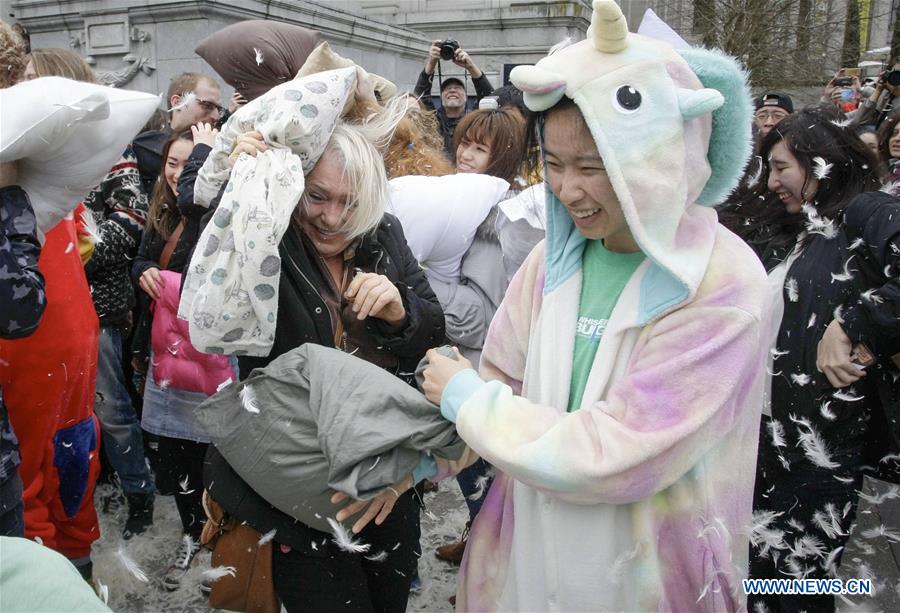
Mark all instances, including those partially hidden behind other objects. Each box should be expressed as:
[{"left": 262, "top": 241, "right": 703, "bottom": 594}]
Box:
[
  {"left": 94, "top": 326, "right": 153, "bottom": 496},
  {"left": 456, "top": 458, "right": 493, "bottom": 520}
]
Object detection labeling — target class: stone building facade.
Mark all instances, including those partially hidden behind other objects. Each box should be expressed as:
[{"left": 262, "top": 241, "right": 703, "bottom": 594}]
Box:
[{"left": 4, "top": 0, "right": 897, "bottom": 100}]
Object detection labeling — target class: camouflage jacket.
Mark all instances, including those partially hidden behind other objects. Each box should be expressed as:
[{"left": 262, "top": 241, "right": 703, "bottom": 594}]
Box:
[{"left": 0, "top": 185, "right": 46, "bottom": 483}]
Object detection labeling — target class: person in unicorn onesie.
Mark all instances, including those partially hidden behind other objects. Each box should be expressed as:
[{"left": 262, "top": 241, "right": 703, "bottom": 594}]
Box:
[{"left": 418, "top": 1, "right": 769, "bottom": 610}]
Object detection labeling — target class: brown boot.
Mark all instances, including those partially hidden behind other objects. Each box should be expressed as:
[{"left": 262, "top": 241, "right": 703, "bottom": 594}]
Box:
[{"left": 435, "top": 522, "right": 470, "bottom": 565}]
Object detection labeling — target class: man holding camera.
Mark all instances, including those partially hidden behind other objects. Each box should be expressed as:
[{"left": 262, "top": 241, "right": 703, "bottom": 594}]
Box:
[
  {"left": 414, "top": 39, "right": 494, "bottom": 158},
  {"left": 826, "top": 61, "right": 900, "bottom": 128}
]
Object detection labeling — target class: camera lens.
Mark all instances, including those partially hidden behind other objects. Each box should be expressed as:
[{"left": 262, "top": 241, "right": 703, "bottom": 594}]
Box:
[
  {"left": 439, "top": 39, "right": 459, "bottom": 62},
  {"left": 887, "top": 69, "right": 900, "bottom": 87}
]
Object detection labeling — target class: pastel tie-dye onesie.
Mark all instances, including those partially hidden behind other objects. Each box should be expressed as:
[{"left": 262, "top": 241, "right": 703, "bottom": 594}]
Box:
[{"left": 437, "top": 2, "right": 769, "bottom": 611}]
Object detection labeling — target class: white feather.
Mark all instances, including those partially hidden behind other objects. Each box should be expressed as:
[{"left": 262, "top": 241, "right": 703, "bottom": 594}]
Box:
[
  {"left": 157, "top": 378, "right": 171, "bottom": 389},
  {"left": 745, "top": 161, "right": 763, "bottom": 188},
  {"left": 812, "top": 503, "right": 846, "bottom": 539},
  {"left": 79, "top": 208, "right": 103, "bottom": 244},
  {"left": 365, "top": 550, "right": 388, "bottom": 562},
  {"left": 822, "top": 546, "right": 843, "bottom": 573},
  {"left": 326, "top": 517, "right": 370, "bottom": 554},
  {"left": 880, "top": 452, "right": 900, "bottom": 464},
  {"left": 832, "top": 304, "right": 845, "bottom": 324},
  {"left": 802, "top": 204, "right": 838, "bottom": 239},
  {"left": 789, "top": 534, "right": 826, "bottom": 560},
  {"left": 201, "top": 565, "right": 236, "bottom": 582},
  {"left": 96, "top": 580, "right": 109, "bottom": 605},
  {"left": 881, "top": 179, "right": 900, "bottom": 195},
  {"left": 819, "top": 401, "right": 836, "bottom": 421},
  {"left": 116, "top": 546, "right": 149, "bottom": 583},
  {"left": 830, "top": 255, "right": 855, "bottom": 283},
  {"left": 857, "top": 484, "right": 900, "bottom": 504},
  {"left": 832, "top": 389, "right": 864, "bottom": 402},
  {"left": 607, "top": 541, "right": 642, "bottom": 585},
  {"left": 830, "top": 117, "right": 854, "bottom": 128},
  {"left": 786, "top": 518, "right": 805, "bottom": 532},
  {"left": 848, "top": 237, "right": 865, "bottom": 251},
  {"left": 747, "top": 510, "right": 788, "bottom": 558},
  {"left": 833, "top": 474, "right": 855, "bottom": 483},
  {"left": 791, "top": 373, "right": 811, "bottom": 386},
  {"left": 770, "top": 347, "right": 789, "bottom": 358},
  {"left": 253, "top": 47, "right": 264, "bottom": 65},
  {"left": 258, "top": 529, "right": 277, "bottom": 545},
  {"left": 785, "top": 277, "right": 799, "bottom": 302},
  {"left": 860, "top": 288, "right": 884, "bottom": 305},
  {"left": 777, "top": 454, "right": 791, "bottom": 471},
  {"left": 788, "top": 413, "right": 813, "bottom": 430},
  {"left": 796, "top": 423, "right": 840, "bottom": 469},
  {"left": 169, "top": 92, "right": 196, "bottom": 113},
  {"left": 862, "top": 524, "right": 900, "bottom": 542},
  {"left": 812, "top": 156, "right": 833, "bottom": 180},
  {"left": 768, "top": 419, "right": 787, "bottom": 448},
  {"left": 240, "top": 384, "right": 260, "bottom": 413},
  {"left": 807, "top": 313, "right": 817, "bottom": 328}
]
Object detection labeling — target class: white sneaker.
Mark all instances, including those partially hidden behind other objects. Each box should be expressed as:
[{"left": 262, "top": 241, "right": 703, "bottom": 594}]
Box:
[{"left": 162, "top": 534, "right": 201, "bottom": 592}]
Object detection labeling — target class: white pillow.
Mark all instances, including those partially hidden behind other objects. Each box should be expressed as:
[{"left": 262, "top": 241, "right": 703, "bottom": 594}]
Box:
[
  {"left": 386, "top": 174, "right": 509, "bottom": 284},
  {"left": 0, "top": 76, "right": 160, "bottom": 237}
]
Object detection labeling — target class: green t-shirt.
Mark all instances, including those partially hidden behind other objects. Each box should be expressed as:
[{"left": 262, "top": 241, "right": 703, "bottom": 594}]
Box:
[{"left": 567, "top": 239, "right": 645, "bottom": 412}]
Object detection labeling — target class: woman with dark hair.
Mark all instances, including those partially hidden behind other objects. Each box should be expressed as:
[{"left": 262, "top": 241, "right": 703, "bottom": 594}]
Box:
[
  {"left": 131, "top": 124, "right": 236, "bottom": 590},
  {"left": 453, "top": 107, "right": 527, "bottom": 183},
  {"left": 721, "top": 108, "right": 900, "bottom": 613}
]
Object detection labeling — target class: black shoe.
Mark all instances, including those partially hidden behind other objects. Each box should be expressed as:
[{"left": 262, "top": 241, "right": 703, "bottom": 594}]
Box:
[{"left": 123, "top": 493, "right": 154, "bottom": 539}]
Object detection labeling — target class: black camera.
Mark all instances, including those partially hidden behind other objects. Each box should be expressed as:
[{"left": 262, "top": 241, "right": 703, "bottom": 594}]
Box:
[
  {"left": 887, "top": 69, "right": 900, "bottom": 87},
  {"left": 439, "top": 39, "right": 460, "bottom": 61},
  {"left": 833, "top": 77, "right": 854, "bottom": 87}
]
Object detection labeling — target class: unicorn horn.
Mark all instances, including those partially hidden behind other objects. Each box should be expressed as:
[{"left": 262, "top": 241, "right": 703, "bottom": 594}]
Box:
[{"left": 590, "top": 0, "right": 628, "bottom": 53}]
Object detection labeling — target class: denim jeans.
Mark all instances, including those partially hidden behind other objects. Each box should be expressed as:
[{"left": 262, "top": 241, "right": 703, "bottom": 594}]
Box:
[
  {"left": 94, "top": 326, "right": 153, "bottom": 496},
  {"left": 456, "top": 458, "right": 493, "bottom": 520}
]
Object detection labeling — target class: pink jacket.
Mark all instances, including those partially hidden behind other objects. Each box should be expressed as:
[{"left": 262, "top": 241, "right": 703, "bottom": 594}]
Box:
[{"left": 151, "top": 270, "right": 233, "bottom": 395}]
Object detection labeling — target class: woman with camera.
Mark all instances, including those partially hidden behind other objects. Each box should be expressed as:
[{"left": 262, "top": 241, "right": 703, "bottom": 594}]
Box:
[{"left": 721, "top": 107, "right": 900, "bottom": 613}]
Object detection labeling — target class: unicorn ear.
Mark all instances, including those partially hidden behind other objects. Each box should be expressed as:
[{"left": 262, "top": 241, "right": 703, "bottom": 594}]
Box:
[
  {"left": 676, "top": 87, "right": 723, "bottom": 119},
  {"left": 510, "top": 65, "right": 567, "bottom": 111},
  {"left": 677, "top": 47, "right": 754, "bottom": 207}
]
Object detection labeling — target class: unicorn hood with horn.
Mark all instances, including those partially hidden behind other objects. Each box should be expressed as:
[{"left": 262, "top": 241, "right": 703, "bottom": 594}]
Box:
[{"left": 434, "top": 2, "right": 769, "bottom": 611}]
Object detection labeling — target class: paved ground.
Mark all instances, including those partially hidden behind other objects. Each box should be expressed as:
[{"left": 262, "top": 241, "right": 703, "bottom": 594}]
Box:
[
  {"left": 90, "top": 479, "right": 468, "bottom": 612},
  {"left": 89, "top": 474, "right": 899, "bottom": 612}
]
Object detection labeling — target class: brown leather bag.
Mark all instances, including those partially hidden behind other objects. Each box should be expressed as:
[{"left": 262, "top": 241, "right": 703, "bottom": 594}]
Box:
[{"left": 200, "top": 491, "right": 280, "bottom": 613}]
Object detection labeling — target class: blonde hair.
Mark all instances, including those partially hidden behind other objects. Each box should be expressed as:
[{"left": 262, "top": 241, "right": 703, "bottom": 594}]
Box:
[
  {"left": 307, "top": 124, "right": 390, "bottom": 240},
  {"left": 0, "top": 21, "right": 28, "bottom": 88},
  {"left": 28, "top": 48, "right": 96, "bottom": 83}
]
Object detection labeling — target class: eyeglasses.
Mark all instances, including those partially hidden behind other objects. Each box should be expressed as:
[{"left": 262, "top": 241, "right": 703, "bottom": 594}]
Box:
[
  {"left": 755, "top": 110, "right": 788, "bottom": 122},
  {"left": 195, "top": 98, "right": 225, "bottom": 115}
]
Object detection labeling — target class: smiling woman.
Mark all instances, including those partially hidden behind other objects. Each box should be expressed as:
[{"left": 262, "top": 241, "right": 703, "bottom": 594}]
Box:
[
  {"left": 200, "top": 115, "right": 446, "bottom": 612},
  {"left": 721, "top": 108, "right": 899, "bottom": 613},
  {"left": 417, "top": 2, "right": 771, "bottom": 610}
]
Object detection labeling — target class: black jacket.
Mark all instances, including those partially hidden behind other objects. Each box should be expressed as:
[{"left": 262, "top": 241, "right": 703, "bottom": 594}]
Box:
[
  {"left": 760, "top": 192, "right": 900, "bottom": 467},
  {"left": 206, "top": 213, "right": 445, "bottom": 549}
]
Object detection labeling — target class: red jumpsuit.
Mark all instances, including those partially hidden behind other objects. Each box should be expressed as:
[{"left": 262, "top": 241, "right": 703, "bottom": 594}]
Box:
[{"left": 0, "top": 213, "right": 101, "bottom": 559}]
